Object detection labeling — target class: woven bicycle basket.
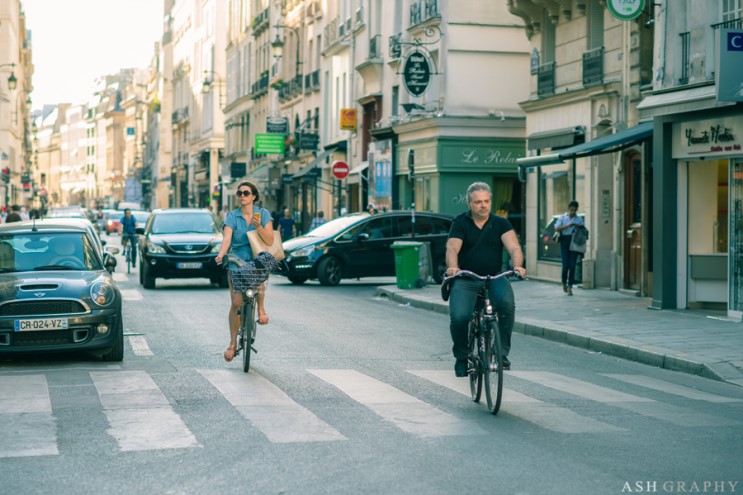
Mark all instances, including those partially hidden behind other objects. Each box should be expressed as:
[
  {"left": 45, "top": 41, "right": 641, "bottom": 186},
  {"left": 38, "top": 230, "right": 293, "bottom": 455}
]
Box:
[{"left": 228, "top": 252, "right": 278, "bottom": 291}]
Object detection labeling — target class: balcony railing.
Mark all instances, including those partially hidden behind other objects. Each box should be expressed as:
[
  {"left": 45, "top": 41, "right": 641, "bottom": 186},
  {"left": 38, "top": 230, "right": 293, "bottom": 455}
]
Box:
[
  {"left": 425, "top": 0, "right": 439, "bottom": 18},
  {"left": 410, "top": 0, "right": 439, "bottom": 27},
  {"left": 410, "top": 3, "right": 421, "bottom": 26},
  {"left": 679, "top": 32, "right": 690, "bottom": 85},
  {"left": 582, "top": 47, "right": 604, "bottom": 87},
  {"left": 389, "top": 33, "right": 402, "bottom": 58},
  {"left": 537, "top": 62, "right": 556, "bottom": 97},
  {"left": 711, "top": 18, "right": 742, "bottom": 30},
  {"left": 370, "top": 34, "right": 381, "bottom": 59}
]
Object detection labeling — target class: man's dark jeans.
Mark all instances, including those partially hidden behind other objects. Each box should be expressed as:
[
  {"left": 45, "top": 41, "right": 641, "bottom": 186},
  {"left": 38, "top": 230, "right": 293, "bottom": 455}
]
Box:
[
  {"left": 560, "top": 234, "right": 580, "bottom": 287},
  {"left": 449, "top": 276, "right": 515, "bottom": 362}
]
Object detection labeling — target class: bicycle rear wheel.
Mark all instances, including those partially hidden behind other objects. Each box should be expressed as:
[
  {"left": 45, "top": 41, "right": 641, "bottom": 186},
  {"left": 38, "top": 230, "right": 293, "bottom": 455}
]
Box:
[
  {"left": 241, "top": 299, "right": 256, "bottom": 373},
  {"left": 468, "top": 319, "right": 482, "bottom": 403},
  {"left": 125, "top": 245, "right": 131, "bottom": 274},
  {"left": 483, "top": 319, "right": 504, "bottom": 415}
]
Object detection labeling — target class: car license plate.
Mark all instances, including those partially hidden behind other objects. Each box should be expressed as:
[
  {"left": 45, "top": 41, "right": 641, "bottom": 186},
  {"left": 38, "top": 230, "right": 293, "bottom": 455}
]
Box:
[
  {"left": 14, "top": 318, "right": 69, "bottom": 332},
  {"left": 177, "top": 262, "right": 202, "bottom": 269}
]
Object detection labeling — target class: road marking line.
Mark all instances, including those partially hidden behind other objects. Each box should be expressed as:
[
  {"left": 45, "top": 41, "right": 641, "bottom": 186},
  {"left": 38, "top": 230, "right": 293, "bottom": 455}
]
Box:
[
  {"left": 0, "top": 375, "right": 59, "bottom": 457},
  {"left": 198, "top": 369, "right": 345, "bottom": 443},
  {"left": 511, "top": 371, "right": 737, "bottom": 427},
  {"left": 91, "top": 371, "right": 200, "bottom": 451},
  {"left": 120, "top": 289, "right": 143, "bottom": 301},
  {"left": 309, "top": 369, "right": 483, "bottom": 437},
  {"left": 112, "top": 272, "right": 128, "bottom": 282},
  {"left": 603, "top": 374, "right": 743, "bottom": 403},
  {"left": 127, "top": 335, "right": 154, "bottom": 356},
  {"left": 408, "top": 370, "right": 625, "bottom": 434}
]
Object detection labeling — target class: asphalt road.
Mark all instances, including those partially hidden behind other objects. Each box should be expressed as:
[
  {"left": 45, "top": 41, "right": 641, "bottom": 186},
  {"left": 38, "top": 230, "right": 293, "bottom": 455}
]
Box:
[{"left": 1, "top": 237, "right": 742, "bottom": 494}]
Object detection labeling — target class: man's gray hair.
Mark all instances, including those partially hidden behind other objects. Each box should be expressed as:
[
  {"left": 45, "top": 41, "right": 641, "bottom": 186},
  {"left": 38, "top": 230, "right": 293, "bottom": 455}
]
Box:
[{"left": 466, "top": 182, "right": 492, "bottom": 203}]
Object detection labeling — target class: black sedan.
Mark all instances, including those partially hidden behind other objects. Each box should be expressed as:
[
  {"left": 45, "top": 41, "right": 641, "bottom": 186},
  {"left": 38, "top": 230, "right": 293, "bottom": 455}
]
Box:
[
  {"left": 0, "top": 220, "right": 123, "bottom": 361},
  {"left": 137, "top": 208, "right": 227, "bottom": 289},
  {"left": 280, "top": 211, "right": 453, "bottom": 286}
]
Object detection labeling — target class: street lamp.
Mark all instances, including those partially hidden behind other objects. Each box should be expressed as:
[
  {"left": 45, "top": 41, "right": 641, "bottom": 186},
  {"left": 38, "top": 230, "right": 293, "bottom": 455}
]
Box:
[
  {"left": 202, "top": 70, "right": 224, "bottom": 108},
  {"left": 0, "top": 63, "right": 17, "bottom": 90},
  {"left": 271, "top": 25, "right": 302, "bottom": 76}
]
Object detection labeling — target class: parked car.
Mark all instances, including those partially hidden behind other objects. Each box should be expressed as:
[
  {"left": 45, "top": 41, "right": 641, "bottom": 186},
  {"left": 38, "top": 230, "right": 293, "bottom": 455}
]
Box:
[
  {"left": 279, "top": 211, "right": 454, "bottom": 286},
  {"left": 137, "top": 208, "right": 226, "bottom": 289},
  {"left": 0, "top": 219, "right": 123, "bottom": 361}
]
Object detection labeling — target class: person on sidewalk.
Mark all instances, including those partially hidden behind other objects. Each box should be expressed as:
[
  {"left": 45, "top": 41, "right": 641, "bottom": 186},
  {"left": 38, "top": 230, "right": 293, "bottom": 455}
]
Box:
[
  {"left": 445, "top": 182, "right": 526, "bottom": 377},
  {"left": 309, "top": 210, "right": 327, "bottom": 231},
  {"left": 555, "top": 200, "right": 584, "bottom": 296}
]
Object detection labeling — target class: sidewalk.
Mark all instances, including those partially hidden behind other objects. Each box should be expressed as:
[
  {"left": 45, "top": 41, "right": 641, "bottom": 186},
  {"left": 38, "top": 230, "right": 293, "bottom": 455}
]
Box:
[{"left": 376, "top": 279, "right": 743, "bottom": 387}]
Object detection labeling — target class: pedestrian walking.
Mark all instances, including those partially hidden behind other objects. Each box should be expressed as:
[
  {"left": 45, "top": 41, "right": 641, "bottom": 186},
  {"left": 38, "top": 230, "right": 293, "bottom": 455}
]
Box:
[
  {"left": 5, "top": 205, "right": 22, "bottom": 223},
  {"left": 278, "top": 208, "right": 296, "bottom": 240},
  {"left": 309, "top": 210, "right": 327, "bottom": 231},
  {"left": 554, "top": 200, "right": 585, "bottom": 296}
]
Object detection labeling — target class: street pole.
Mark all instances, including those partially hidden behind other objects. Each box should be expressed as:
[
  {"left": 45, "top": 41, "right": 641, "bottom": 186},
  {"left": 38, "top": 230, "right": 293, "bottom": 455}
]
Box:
[{"left": 408, "top": 149, "right": 415, "bottom": 239}]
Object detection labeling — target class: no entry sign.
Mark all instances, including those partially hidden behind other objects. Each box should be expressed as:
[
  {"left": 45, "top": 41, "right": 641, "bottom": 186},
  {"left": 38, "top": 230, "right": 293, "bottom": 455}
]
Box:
[{"left": 332, "top": 161, "right": 350, "bottom": 179}]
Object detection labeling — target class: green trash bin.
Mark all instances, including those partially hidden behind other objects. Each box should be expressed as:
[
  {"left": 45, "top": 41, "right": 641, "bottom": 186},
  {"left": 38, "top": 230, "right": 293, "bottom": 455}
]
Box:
[{"left": 391, "top": 241, "right": 425, "bottom": 289}]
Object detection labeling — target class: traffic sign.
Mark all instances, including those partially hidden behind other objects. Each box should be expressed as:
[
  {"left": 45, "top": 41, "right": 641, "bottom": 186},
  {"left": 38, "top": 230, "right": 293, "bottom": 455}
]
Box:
[{"left": 331, "top": 161, "right": 350, "bottom": 179}]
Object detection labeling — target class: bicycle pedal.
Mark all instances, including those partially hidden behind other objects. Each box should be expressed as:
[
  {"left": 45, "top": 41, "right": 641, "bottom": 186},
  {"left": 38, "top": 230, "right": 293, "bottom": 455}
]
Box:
[{"left": 250, "top": 345, "right": 258, "bottom": 353}]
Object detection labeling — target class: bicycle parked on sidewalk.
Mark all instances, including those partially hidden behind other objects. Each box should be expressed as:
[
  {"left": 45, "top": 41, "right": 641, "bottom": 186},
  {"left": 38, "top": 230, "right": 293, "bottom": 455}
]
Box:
[
  {"left": 222, "top": 253, "right": 274, "bottom": 372},
  {"left": 446, "top": 269, "right": 519, "bottom": 415}
]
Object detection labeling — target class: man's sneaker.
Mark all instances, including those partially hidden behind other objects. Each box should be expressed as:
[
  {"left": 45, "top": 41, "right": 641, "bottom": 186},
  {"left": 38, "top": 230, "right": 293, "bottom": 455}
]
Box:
[
  {"left": 502, "top": 356, "right": 511, "bottom": 371},
  {"left": 454, "top": 359, "right": 468, "bottom": 377}
]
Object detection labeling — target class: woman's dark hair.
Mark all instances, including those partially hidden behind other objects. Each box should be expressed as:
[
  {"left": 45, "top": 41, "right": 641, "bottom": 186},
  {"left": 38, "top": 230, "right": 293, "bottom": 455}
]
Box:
[
  {"left": 237, "top": 181, "right": 259, "bottom": 202},
  {"left": 568, "top": 200, "right": 579, "bottom": 209}
]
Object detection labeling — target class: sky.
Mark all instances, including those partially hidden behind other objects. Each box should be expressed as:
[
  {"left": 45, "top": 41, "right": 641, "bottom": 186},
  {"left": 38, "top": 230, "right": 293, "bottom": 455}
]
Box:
[{"left": 22, "top": 0, "right": 163, "bottom": 108}]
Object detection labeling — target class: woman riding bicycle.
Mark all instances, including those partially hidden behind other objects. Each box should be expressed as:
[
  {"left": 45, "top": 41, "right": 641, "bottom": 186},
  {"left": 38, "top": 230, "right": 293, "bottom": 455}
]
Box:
[
  {"left": 445, "top": 182, "right": 526, "bottom": 377},
  {"left": 215, "top": 180, "right": 274, "bottom": 362}
]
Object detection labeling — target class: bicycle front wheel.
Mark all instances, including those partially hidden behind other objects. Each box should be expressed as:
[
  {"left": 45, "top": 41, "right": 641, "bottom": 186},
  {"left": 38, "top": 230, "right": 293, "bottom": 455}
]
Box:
[
  {"left": 241, "top": 299, "right": 256, "bottom": 373},
  {"left": 483, "top": 319, "right": 504, "bottom": 415},
  {"left": 125, "top": 246, "right": 132, "bottom": 274},
  {"left": 468, "top": 320, "right": 482, "bottom": 403}
]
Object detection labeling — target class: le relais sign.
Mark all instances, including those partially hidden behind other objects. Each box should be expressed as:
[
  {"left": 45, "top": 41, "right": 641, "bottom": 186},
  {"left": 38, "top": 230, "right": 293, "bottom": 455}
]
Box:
[{"left": 672, "top": 116, "right": 743, "bottom": 159}]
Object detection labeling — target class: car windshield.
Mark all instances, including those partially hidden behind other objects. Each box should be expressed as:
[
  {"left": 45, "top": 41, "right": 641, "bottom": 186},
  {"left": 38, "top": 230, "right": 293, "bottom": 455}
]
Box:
[
  {"left": 131, "top": 211, "right": 150, "bottom": 225},
  {"left": 304, "top": 215, "right": 368, "bottom": 237},
  {"left": 151, "top": 213, "right": 217, "bottom": 234},
  {"left": 0, "top": 232, "right": 102, "bottom": 272}
]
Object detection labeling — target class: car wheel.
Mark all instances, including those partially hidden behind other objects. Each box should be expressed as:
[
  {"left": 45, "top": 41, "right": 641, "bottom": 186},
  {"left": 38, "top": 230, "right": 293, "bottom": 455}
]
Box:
[
  {"left": 142, "top": 262, "right": 156, "bottom": 289},
  {"left": 288, "top": 275, "right": 308, "bottom": 285},
  {"left": 433, "top": 256, "right": 446, "bottom": 284},
  {"left": 139, "top": 260, "right": 144, "bottom": 285},
  {"left": 101, "top": 317, "right": 124, "bottom": 362},
  {"left": 317, "top": 257, "right": 342, "bottom": 286}
]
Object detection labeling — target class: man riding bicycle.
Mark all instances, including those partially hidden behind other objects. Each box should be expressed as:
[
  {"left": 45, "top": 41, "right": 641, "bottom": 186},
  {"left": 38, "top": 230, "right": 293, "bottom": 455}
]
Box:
[
  {"left": 119, "top": 208, "right": 138, "bottom": 268},
  {"left": 446, "top": 182, "right": 526, "bottom": 377}
]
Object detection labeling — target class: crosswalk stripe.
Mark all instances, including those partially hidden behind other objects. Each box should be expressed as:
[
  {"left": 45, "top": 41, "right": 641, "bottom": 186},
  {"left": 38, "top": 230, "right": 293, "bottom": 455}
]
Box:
[
  {"left": 603, "top": 374, "right": 743, "bottom": 403},
  {"left": 308, "top": 369, "right": 483, "bottom": 437},
  {"left": 511, "top": 371, "right": 737, "bottom": 427},
  {"left": 91, "top": 371, "right": 201, "bottom": 451},
  {"left": 198, "top": 369, "right": 346, "bottom": 443},
  {"left": 120, "top": 289, "right": 143, "bottom": 301},
  {"left": 0, "top": 375, "right": 59, "bottom": 457},
  {"left": 408, "top": 370, "right": 625, "bottom": 434},
  {"left": 127, "top": 335, "right": 154, "bottom": 356}
]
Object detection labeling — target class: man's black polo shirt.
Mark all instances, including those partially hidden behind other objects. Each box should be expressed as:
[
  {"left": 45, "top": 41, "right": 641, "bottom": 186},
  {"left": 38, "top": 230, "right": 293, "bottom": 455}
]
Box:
[{"left": 448, "top": 211, "right": 513, "bottom": 276}]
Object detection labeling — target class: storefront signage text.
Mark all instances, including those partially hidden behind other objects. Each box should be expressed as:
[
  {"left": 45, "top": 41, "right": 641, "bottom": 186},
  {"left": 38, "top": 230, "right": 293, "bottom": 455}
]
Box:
[
  {"left": 684, "top": 124, "right": 741, "bottom": 153},
  {"left": 461, "top": 149, "right": 518, "bottom": 164}
]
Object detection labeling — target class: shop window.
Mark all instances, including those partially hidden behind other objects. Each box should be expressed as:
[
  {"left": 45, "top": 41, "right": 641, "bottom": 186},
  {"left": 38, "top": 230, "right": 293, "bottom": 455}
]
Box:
[
  {"left": 688, "top": 160, "right": 728, "bottom": 254},
  {"left": 537, "top": 161, "right": 585, "bottom": 261}
]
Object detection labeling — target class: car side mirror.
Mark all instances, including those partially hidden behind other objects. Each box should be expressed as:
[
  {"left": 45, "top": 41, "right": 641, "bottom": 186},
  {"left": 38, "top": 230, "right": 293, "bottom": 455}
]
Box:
[
  {"left": 357, "top": 232, "right": 370, "bottom": 242},
  {"left": 101, "top": 239, "right": 107, "bottom": 247},
  {"left": 135, "top": 227, "right": 145, "bottom": 235},
  {"left": 104, "top": 255, "right": 118, "bottom": 273}
]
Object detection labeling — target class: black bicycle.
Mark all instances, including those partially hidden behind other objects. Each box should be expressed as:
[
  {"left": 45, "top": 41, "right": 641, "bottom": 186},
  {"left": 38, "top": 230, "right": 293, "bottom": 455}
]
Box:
[
  {"left": 222, "top": 253, "right": 273, "bottom": 372},
  {"left": 122, "top": 234, "right": 137, "bottom": 274},
  {"left": 446, "top": 269, "right": 517, "bottom": 415}
]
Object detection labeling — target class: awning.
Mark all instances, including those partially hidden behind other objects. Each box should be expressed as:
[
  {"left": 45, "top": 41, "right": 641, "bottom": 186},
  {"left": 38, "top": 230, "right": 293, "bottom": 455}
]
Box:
[
  {"left": 293, "top": 149, "right": 332, "bottom": 179},
  {"left": 349, "top": 162, "right": 368, "bottom": 175},
  {"left": 527, "top": 125, "right": 586, "bottom": 151},
  {"left": 246, "top": 163, "right": 269, "bottom": 183},
  {"left": 518, "top": 121, "right": 653, "bottom": 169},
  {"left": 347, "top": 162, "right": 369, "bottom": 185}
]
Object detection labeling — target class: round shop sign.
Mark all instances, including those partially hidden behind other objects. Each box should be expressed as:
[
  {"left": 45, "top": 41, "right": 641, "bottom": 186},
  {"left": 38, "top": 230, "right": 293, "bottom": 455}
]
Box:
[
  {"left": 606, "top": 0, "right": 645, "bottom": 21},
  {"left": 402, "top": 50, "right": 432, "bottom": 97}
]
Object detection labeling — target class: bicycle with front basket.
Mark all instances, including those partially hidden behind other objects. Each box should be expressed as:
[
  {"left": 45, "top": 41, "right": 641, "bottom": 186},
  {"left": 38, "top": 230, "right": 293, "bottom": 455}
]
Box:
[
  {"left": 446, "top": 269, "right": 518, "bottom": 415},
  {"left": 222, "top": 253, "right": 272, "bottom": 372}
]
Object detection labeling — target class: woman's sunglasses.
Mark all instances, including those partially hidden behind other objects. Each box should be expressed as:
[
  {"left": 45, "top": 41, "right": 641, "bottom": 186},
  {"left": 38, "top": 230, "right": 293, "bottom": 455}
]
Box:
[{"left": 235, "top": 190, "right": 253, "bottom": 197}]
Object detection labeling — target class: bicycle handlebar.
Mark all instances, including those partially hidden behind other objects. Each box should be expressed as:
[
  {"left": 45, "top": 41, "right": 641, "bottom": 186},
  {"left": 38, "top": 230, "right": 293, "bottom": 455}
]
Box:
[
  {"left": 444, "top": 269, "right": 523, "bottom": 283},
  {"left": 221, "top": 253, "right": 246, "bottom": 269}
]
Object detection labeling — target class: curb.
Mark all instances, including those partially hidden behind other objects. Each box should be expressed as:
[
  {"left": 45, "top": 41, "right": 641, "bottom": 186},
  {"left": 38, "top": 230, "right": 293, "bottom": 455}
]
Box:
[{"left": 375, "top": 287, "right": 739, "bottom": 386}]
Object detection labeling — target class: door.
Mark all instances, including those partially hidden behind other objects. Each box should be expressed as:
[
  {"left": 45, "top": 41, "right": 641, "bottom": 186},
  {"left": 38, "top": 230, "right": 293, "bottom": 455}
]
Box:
[
  {"left": 623, "top": 153, "right": 642, "bottom": 290},
  {"left": 729, "top": 160, "right": 743, "bottom": 318}
]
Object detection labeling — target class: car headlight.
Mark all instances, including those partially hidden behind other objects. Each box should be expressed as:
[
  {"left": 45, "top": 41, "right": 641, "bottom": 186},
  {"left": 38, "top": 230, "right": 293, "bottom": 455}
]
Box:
[
  {"left": 147, "top": 240, "right": 166, "bottom": 254},
  {"left": 90, "top": 282, "right": 115, "bottom": 306},
  {"left": 211, "top": 243, "right": 221, "bottom": 253},
  {"left": 291, "top": 245, "right": 316, "bottom": 258}
]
